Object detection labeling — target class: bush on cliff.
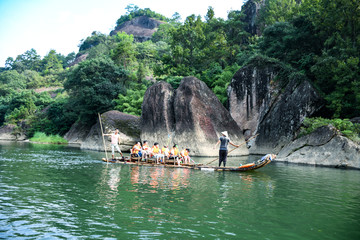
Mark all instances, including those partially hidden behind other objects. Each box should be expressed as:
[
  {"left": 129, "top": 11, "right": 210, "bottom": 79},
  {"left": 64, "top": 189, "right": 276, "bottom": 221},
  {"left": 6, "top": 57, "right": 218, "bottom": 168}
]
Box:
[{"left": 299, "top": 117, "right": 360, "bottom": 143}]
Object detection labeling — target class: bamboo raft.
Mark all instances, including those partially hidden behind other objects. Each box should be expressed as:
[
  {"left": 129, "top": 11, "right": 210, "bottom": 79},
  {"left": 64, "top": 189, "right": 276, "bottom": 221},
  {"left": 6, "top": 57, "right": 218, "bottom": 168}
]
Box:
[{"left": 101, "top": 156, "right": 272, "bottom": 172}]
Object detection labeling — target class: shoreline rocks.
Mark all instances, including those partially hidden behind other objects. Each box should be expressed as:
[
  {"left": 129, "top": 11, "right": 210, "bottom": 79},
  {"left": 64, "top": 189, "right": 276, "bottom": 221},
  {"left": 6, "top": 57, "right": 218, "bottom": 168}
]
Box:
[
  {"left": 64, "top": 110, "right": 140, "bottom": 152},
  {"left": 277, "top": 125, "right": 360, "bottom": 169},
  {"left": 0, "top": 124, "right": 26, "bottom": 141}
]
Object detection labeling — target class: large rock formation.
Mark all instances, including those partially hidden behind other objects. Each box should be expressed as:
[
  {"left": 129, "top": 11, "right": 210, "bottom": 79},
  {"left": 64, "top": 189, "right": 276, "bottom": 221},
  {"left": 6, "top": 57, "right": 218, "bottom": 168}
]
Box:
[
  {"left": 141, "top": 81, "right": 175, "bottom": 146},
  {"left": 0, "top": 124, "right": 26, "bottom": 141},
  {"left": 228, "top": 57, "right": 324, "bottom": 154},
  {"left": 277, "top": 125, "right": 360, "bottom": 169},
  {"left": 141, "top": 77, "right": 248, "bottom": 156},
  {"left": 65, "top": 110, "right": 140, "bottom": 152},
  {"left": 110, "top": 16, "right": 165, "bottom": 42}
]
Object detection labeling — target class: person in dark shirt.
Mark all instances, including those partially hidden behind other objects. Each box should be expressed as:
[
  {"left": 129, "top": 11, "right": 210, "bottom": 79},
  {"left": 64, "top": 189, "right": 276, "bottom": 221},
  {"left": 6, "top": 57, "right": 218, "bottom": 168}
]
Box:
[{"left": 214, "top": 131, "right": 239, "bottom": 167}]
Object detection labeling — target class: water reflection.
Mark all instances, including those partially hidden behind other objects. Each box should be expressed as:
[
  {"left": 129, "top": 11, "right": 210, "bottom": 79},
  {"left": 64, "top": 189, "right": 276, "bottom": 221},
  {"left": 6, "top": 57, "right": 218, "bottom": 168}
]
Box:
[
  {"left": 128, "top": 166, "right": 191, "bottom": 192},
  {"left": 108, "top": 167, "right": 121, "bottom": 192}
]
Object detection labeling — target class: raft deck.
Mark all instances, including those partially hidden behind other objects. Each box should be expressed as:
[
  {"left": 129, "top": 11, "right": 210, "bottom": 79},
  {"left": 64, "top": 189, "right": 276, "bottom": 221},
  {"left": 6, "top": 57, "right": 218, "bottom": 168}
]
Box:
[{"left": 101, "top": 156, "right": 272, "bottom": 172}]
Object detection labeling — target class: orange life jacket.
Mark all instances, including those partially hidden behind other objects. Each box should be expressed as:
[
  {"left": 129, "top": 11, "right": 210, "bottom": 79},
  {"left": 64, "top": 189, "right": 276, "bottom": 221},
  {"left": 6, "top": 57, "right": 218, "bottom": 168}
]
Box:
[
  {"left": 132, "top": 144, "right": 141, "bottom": 154},
  {"left": 171, "top": 147, "right": 179, "bottom": 156},
  {"left": 162, "top": 147, "right": 170, "bottom": 156},
  {"left": 143, "top": 144, "right": 150, "bottom": 151},
  {"left": 152, "top": 145, "right": 160, "bottom": 154},
  {"left": 181, "top": 149, "right": 189, "bottom": 157}
]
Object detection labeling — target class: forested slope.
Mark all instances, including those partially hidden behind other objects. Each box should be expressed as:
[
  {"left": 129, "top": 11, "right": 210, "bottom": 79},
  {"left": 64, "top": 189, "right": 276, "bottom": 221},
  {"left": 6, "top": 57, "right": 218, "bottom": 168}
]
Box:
[{"left": 0, "top": 0, "right": 359, "bottom": 139}]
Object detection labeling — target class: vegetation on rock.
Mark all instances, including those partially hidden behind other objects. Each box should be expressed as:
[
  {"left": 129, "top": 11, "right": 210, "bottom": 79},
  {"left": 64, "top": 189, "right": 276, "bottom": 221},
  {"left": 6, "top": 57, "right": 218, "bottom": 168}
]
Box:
[{"left": 299, "top": 117, "right": 360, "bottom": 143}]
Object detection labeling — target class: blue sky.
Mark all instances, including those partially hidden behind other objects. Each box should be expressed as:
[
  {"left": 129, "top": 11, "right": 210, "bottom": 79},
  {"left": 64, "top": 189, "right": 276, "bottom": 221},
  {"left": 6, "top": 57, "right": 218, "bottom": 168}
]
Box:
[{"left": 0, "top": 0, "right": 245, "bottom": 67}]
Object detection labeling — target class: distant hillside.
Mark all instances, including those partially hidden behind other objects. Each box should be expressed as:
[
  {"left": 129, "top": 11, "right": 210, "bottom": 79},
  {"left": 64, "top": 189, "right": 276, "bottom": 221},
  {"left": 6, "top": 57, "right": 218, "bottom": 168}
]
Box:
[{"left": 110, "top": 16, "right": 165, "bottom": 42}]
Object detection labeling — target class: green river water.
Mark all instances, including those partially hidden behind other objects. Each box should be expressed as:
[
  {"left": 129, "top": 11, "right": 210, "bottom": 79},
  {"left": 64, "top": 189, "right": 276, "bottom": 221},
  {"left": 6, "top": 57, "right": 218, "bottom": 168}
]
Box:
[{"left": 0, "top": 141, "right": 359, "bottom": 239}]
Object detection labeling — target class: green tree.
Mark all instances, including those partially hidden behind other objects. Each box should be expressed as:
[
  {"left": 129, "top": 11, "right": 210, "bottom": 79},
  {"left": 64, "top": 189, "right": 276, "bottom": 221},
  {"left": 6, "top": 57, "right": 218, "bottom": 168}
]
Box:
[
  {"left": 23, "top": 70, "right": 44, "bottom": 89},
  {"left": 259, "top": 17, "right": 322, "bottom": 72},
  {"left": 257, "top": 0, "right": 300, "bottom": 31},
  {"left": 7, "top": 49, "right": 41, "bottom": 72},
  {"left": 78, "top": 31, "right": 107, "bottom": 52},
  {"left": 2, "top": 90, "right": 38, "bottom": 125},
  {"left": 168, "top": 14, "right": 206, "bottom": 74},
  {"left": 302, "top": 0, "right": 360, "bottom": 117},
  {"left": 41, "top": 50, "right": 63, "bottom": 74},
  {"left": 56, "top": 52, "right": 76, "bottom": 68},
  {"left": 114, "top": 81, "right": 149, "bottom": 116},
  {"left": 152, "top": 23, "right": 175, "bottom": 43},
  {"left": 64, "top": 57, "right": 128, "bottom": 123},
  {"left": 205, "top": 6, "right": 215, "bottom": 22},
  {"left": 111, "top": 32, "right": 136, "bottom": 68},
  {"left": 0, "top": 70, "right": 27, "bottom": 90},
  {"left": 225, "top": 10, "right": 249, "bottom": 46}
]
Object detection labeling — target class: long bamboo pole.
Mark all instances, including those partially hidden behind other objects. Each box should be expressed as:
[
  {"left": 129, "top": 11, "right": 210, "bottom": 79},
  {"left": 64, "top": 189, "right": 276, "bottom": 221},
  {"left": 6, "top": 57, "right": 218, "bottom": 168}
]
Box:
[
  {"left": 98, "top": 113, "right": 109, "bottom": 162},
  {"left": 205, "top": 134, "right": 259, "bottom": 165}
]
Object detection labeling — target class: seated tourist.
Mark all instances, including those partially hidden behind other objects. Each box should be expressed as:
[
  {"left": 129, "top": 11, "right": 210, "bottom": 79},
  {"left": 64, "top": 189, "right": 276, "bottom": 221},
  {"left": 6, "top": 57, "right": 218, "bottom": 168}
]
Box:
[
  {"left": 180, "top": 148, "right": 191, "bottom": 164},
  {"left": 141, "top": 140, "right": 151, "bottom": 160},
  {"left": 161, "top": 145, "right": 170, "bottom": 159},
  {"left": 169, "top": 144, "right": 181, "bottom": 165},
  {"left": 151, "top": 142, "right": 164, "bottom": 164},
  {"left": 131, "top": 142, "right": 142, "bottom": 157}
]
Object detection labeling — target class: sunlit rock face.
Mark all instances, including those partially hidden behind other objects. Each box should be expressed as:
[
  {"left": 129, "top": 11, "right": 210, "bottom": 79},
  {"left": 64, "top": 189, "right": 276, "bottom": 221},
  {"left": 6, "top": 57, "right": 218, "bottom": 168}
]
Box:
[
  {"left": 141, "top": 77, "right": 248, "bottom": 156},
  {"left": 277, "top": 125, "right": 360, "bottom": 169},
  {"left": 110, "top": 16, "right": 165, "bottom": 42},
  {"left": 141, "top": 81, "right": 175, "bottom": 149}
]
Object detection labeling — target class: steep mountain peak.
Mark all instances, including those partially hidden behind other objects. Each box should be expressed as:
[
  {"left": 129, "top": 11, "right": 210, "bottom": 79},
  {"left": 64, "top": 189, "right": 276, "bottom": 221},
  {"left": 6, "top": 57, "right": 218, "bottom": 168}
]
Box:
[{"left": 110, "top": 15, "right": 165, "bottom": 42}]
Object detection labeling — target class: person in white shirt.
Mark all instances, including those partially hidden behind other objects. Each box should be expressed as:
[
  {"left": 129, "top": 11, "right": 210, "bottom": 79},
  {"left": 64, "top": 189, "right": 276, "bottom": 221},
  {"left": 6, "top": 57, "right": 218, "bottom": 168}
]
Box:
[{"left": 103, "top": 129, "right": 123, "bottom": 159}]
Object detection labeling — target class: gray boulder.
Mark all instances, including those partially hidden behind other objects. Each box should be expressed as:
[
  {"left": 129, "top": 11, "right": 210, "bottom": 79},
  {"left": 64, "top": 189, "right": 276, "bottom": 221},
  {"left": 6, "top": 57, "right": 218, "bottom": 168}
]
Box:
[
  {"left": 141, "top": 77, "right": 248, "bottom": 156},
  {"left": 141, "top": 81, "right": 175, "bottom": 147},
  {"left": 277, "top": 125, "right": 360, "bottom": 169},
  {"left": 65, "top": 110, "right": 140, "bottom": 152},
  {"left": 228, "top": 57, "right": 324, "bottom": 154},
  {"left": 63, "top": 121, "right": 91, "bottom": 147},
  {"left": 0, "top": 124, "right": 26, "bottom": 141}
]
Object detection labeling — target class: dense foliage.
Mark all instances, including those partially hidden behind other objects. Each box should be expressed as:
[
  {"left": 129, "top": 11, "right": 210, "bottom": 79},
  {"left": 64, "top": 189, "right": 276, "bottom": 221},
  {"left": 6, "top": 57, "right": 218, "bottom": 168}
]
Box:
[
  {"left": 64, "top": 57, "right": 128, "bottom": 123},
  {"left": 300, "top": 117, "right": 360, "bottom": 143},
  {"left": 1, "top": 1, "right": 359, "bottom": 140}
]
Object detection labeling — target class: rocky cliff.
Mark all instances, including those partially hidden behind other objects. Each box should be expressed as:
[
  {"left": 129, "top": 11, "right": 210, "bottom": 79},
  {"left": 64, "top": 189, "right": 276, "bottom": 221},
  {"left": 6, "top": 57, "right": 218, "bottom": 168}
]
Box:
[
  {"left": 241, "top": 0, "right": 265, "bottom": 36},
  {"left": 277, "top": 125, "right": 360, "bottom": 169},
  {"left": 228, "top": 57, "right": 324, "bottom": 154},
  {"left": 64, "top": 110, "right": 140, "bottom": 152},
  {"left": 141, "top": 77, "right": 248, "bottom": 156},
  {"left": 110, "top": 16, "right": 165, "bottom": 42},
  {"left": 141, "top": 81, "right": 175, "bottom": 146}
]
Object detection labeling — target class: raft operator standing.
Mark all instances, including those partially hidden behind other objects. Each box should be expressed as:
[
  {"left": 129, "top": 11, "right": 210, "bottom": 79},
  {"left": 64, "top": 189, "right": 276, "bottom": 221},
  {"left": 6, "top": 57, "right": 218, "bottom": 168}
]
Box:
[{"left": 214, "top": 131, "right": 239, "bottom": 167}]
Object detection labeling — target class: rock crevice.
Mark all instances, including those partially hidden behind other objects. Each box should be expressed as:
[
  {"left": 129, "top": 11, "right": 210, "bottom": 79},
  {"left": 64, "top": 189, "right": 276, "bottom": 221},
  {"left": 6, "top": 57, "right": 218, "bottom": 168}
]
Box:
[{"left": 228, "top": 58, "right": 324, "bottom": 154}]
